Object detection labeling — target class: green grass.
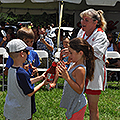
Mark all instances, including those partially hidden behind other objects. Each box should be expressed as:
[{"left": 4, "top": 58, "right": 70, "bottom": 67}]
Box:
[{"left": 0, "top": 79, "right": 120, "bottom": 120}]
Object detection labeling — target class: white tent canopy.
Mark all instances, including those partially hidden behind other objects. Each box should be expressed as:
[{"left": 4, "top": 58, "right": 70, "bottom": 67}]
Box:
[
  {"left": 1, "top": 0, "right": 120, "bottom": 6},
  {"left": 1, "top": 0, "right": 120, "bottom": 15},
  {"left": 86, "top": 0, "right": 120, "bottom": 6},
  {"left": 1, "top": 0, "right": 82, "bottom": 4}
]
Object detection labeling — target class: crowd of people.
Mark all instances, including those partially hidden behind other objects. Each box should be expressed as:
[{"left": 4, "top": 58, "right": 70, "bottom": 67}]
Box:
[{"left": 1, "top": 8, "right": 120, "bottom": 120}]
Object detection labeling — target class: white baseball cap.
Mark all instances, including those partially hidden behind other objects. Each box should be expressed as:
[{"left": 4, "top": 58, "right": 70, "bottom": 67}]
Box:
[{"left": 6, "top": 39, "right": 32, "bottom": 53}]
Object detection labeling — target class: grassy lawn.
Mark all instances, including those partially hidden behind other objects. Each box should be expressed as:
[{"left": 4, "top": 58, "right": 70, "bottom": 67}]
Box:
[{"left": 0, "top": 78, "right": 120, "bottom": 120}]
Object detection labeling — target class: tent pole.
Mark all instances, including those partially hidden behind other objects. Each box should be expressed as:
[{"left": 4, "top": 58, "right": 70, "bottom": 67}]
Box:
[{"left": 57, "top": 1, "right": 64, "bottom": 51}]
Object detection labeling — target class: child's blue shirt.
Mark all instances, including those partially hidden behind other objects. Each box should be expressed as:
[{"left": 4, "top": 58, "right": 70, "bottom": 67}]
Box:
[{"left": 6, "top": 50, "right": 41, "bottom": 76}]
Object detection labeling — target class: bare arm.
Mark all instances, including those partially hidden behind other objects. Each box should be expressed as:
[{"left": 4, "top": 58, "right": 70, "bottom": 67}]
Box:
[
  {"left": 30, "top": 72, "right": 45, "bottom": 84},
  {"left": 49, "top": 68, "right": 59, "bottom": 88},
  {"left": 57, "top": 61, "right": 85, "bottom": 94},
  {"left": 27, "top": 78, "right": 48, "bottom": 97},
  {"left": 4, "top": 67, "right": 9, "bottom": 76},
  {"left": 41, "top": 38, "right": 53, "bottom": 52}
]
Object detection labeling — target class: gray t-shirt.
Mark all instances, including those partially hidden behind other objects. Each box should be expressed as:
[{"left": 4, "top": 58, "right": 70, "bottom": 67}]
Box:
[{"left": 4, "top": 67, "right": 32, "bottom": 120}]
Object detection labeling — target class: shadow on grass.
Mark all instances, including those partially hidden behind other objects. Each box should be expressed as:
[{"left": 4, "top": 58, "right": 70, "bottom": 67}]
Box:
[
  {"left": 41, "top": 85, "right": 64, "bottom": 91},
  {"left": 107, "top": 84, "right": 120, "bottom": 90}
]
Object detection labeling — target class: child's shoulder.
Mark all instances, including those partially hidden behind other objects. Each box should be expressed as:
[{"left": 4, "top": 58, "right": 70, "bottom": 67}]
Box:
[
  {"left": 10, "top": 66, "right": 27, "bottom": 74},
  {"left": 70, "top": 64, "right": 86, "bottom": 72},
  {"left": 16, "top": 67, "right": 30, "bottom": 79},
  {"left": 29, "top": 50, "right": 38, "bottom": 56},
  {"left": 74, "top": 64, "right": 86, "bottom": 74},
  {"left": 16, "top": 67, "right": 29, "bottom": 75}
]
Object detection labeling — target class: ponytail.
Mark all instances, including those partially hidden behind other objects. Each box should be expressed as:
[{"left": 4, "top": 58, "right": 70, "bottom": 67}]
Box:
[
  {"left": 85, "top": 45, "right": 95, "bottom": 81},
  {"left": 97, "top": 10, "right": 107, "bottom": 31},
  {"left": 69, "top": 38, "right": 95, "bottom": 81}
]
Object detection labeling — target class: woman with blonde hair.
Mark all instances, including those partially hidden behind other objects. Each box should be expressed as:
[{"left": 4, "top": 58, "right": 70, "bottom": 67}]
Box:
[
  {"left": 60, "top": 8, "right": 109, "bottom": 120},
  {"left": 77, "top": 9, "right": 109, "bottom": 120},
  {"left": 77, "top": 8, "right": 109, "bottom": 120}
]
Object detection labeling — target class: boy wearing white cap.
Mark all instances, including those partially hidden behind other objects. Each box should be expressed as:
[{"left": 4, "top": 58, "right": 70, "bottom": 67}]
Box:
[{"left": 4, "top": 39, "right": 48, "bottom": 120}]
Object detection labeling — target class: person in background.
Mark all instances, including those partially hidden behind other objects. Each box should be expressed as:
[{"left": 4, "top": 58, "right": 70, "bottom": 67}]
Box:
[
  {"left": 46, "top": 25, "right": 51, "bottom": 36},
  {"left": 106, "top": 31, "right": 120, "bottom": 83},
  {"left": 77, "top": 8, "right": 109, "bottom": 120},
  {"left": 0, "top": 21, "right": 7, "bottom": 47},
  {"left": 62, "top": 37, "right": 71, "bottom": 68},
  {"left": 50, "top": 37, "right": 71, "bottom": 89},
  {"left": 6, "top": 27, "right": 16, "bottom": 39},
  {"left": 57, "top": 38, "right": 95, "bottom": 120},
  {"left": 4, "top": 39, "right": 48, "bottom": 120},
  {"left": 106, "top": 31, "right": 118, "bottom": 66},
  {"left": 4, "top": 27, "right": 41, "bottom": 77},
  {"left": 6, "top": 33, "right": 12, "bottom": 43},
  {"left": 32, "top": 27, "right": 39, "bottom": 50},
  {"left": 17, "top": 27, "right": 41, "bottom": 77},
  {"left": 52, "top": 28, "right": 64, "bottom": 54},
  {"left": 70, "top": 28, "right": 80, "bottom": 39},
  {"left": 107, "top": 32, "right": 118, "bottom": 51},
  {"left": 50, "top": 23, "right": 54, "bottom": 32},
  {"left": 37, "top": 27, "right": 54, "bottom": 63}
]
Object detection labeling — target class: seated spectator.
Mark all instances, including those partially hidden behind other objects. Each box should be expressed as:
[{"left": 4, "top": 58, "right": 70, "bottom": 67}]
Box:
[
  {"left": 106, "top": 32, "right": 118, "bottom": 66},
  {"left": 106, "top": 31, "right": 120, "bottom": 82},
  {"left": 37, "top": 27, "right": 54, "bottom": 64}
]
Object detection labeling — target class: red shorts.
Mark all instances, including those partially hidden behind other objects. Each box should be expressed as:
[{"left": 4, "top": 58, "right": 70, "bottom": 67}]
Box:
[
  {"left": 85, "top": 79, "right": 101, "bottom": 95},
  {"left": 66, "top": 105, "right": 87, "bottom": 120},
  {"left": 85, "top": 89, "right": 101, "bottom": 95}
]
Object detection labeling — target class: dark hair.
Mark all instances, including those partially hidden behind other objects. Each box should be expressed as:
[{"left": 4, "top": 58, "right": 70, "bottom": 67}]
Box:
[
  {"left": 0, "top": 21, "right": 5, "bottom": 27},
  {"left": 106, "top": 31, "right": 117, "bottom": 44},
  {"left": 69, "top": 38, "right": 95, "bottom": 81},
  {"left": 17, "top": 27, "right": 35, "bottom": 40},
  {"left": 32, "top": 27, "right": 39, "bottom": 36}
]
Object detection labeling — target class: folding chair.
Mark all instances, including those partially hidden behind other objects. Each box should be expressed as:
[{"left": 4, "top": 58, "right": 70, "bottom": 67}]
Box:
[
  {"left": 34, "top": 50, "right": 49, "bottom": 72},
  {"left": 0, "top": 47, "right": 9, "bottom": 91},
  {"left": 106, "top": 51, "right": 120, "bottom": 85}
]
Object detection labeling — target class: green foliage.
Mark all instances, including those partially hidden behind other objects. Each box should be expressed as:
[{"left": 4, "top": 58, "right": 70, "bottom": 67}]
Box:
[
  {"left": 0, "top": 81, "right": 120, "bottom": 120},
  {"left": 0, "top": 12, "right": 74, "bottom": 28}
]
